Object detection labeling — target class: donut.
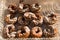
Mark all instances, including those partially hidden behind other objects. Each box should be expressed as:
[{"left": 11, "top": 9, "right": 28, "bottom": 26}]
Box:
[
  {"left": 24, "top": 12, "right": 37, "bottom": 20},
  {"left": 43, "top": 13, "right": 57, "bottom": 25},
  {"left": 5, "top": 14, "right": 17, "bottom": 24},
  {"left": 31, "top": 26, "right": 42, "bottom": 38},
  {"left": 18, "top": 4, "right": 30, "bottom": 13},
  {"left": 30, "top": 3, "right": 41, "bottom": 12},
  {"left": 43, "top": 26, "right": 58, "bottom": 37},
  {"left": 8, "top": 4, "right": 17, "bottom": 13},
  {"left": 32, "top": 13, "right": 43, "bottom": 25},
  {"left": 3, "top": 24, "right": 16, "bottom": 38},
  {"left": 18, "top": 16, "right": 29, "bottom": 25},
  {"left": 32, "top": 12, "right": 43, "bottom": 25},
  {"left": 16, "top": 26, "right": 30, "bottom": 38}
]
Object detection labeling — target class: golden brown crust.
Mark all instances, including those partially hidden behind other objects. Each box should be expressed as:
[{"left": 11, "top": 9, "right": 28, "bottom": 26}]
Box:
[
  {"left": 31, "top": 26, "right": 42, "bottom": 38},
  {"left": 16, "top": 26, "right": 30, "bottom": 38},
  {"left": 30, "top": 3, "right": 41, "bottom": 12},
  {"left": 3, "top": 24, "right": 16, "bottom": 38},
  {"left": 43, "top": 26, "right": 58, "bottom": 37},
  {"left": 5, "top": 14, "right": 17, "bottom": 24},
  {"left": 43, "top": 13, "right": 57, "bottom": 25},
  {"left": 18, "top": 16, "right": 29, "bottom": 25},
  {"left": 24, "top": 12, "right": 37, "bottom": 20},
  {"left": 8, "top": 4, "right": 17, "bottom": 13}
]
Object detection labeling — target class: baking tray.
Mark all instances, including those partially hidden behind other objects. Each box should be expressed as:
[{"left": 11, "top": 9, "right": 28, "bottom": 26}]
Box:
[{"left": 0, "top": 0, "right": 60, "bottom": 40}]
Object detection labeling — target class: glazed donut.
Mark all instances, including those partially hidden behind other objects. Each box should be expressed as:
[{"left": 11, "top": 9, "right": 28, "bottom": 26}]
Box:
[
  {"left": 32, "top": 12, "right": 43, "bottom": 25},
  {"left": 18, "top": 16, "right": 29, "bottom": 25},
  {"left": 43, "top": 26, "right": 58, "bottom": 37},
  {"left": 18, "top": 4, "right": 30, "bottom": 13},
  {"left": 43, "top": 13, "right": 57, "bottom": 25},
  {"left": 24, "top": 12, "right": 37, "bottom": 20},
  {"left": 32, "top": 15, "right": 43, "bottom": 25},
  {"left": 31, "top": 26, "right": 42, "bottom": 38},
  {"left": 8, "top": 4, "right": 17, "bottom": 13},
  {"left": 5, "top": 14, "right": 17, "bottom": 24},
  {"left": 30, "top": 3, "right": 41, "bottom": 12},
  {"left": 3, "top": 24, "right": 16, "bottom": 38},
  {"left": 16, "top": 26, "right": 30, "bottom": 38}
]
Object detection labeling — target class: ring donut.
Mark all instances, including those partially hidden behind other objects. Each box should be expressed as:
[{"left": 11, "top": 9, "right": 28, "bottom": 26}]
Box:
[
  {"left": 18, "top": 4, "right": 30, "bottom": 13},
  {"left": 24, "top": 12, "right": 37, "bottom": 20},
  {"left": 18, "top": 16, "right": 29, "bottom": 25},
  {"left": 43, "top": 26, "right": 58, "bottom": 37},
  {"left": 3, "top": 24, "right": 16, "bottom": 38},
  {"left": 5, "top": 14, "right": 17, "bottom": 24},
  {"left": 8, "top": 4, "right": 17, "bottom": 13},
  {"left": 30, "top": 3, "right": 41, "bottom": 12},
  {"left": 16, "top": 26, "right": 30, "bottom": 38},
  {"left": 32, "top": 12, "right": 43, "bottom": 25},
  {"left": 31, "top": 26, "right": 42, "bottom": 38},
  {"left": 43, "top": 13, "right": 57, "bottom": 25},
  {"left": 32, "top": 16, "right": 43, "bottom": 25}
]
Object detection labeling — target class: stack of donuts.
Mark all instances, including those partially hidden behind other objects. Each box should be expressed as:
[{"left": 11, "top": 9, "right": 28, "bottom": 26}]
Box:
[{"left": 3, "top": 3, "right": 58, "bottom": 38}]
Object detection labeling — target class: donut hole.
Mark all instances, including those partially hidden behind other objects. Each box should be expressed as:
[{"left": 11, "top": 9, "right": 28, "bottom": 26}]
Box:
[
  {"left": 8, "top": 26, "right": 12, "bottom": 33},
  {"left": 21, "top": 30, "right": 26, "bottom": 34},
  {"left": 10, "top": 14, "right": 17, "bottom": 19},
  {"left": 36, "top": 30, "right": 39, "bottom": 33},
  {"left": 23, "top": 4, "right": 29, "bottom": 9},
  {"left": 35, "top": 3, "right": 39, "bottom": 8},
  {"left": 48, "top": 14, "right": 56, "bottom": 18},
  {"left": 8, "top": 26, "right": 12, "bottom": 31},
  {"left": 11, "top": 6, "right": 16, "bottom": 10},
  {"left": 10, "top": 15, "right": 15, "bottom": 19},
  {"left": 22, "top": 17, "right": 25, "bottom": 21},
  {"left": 36, "top": 29, "right": 40, "bottom": 33},
  {"left": 46, "top": 29, "right": 51, "bottom": 33},
  {"left": 18, "top": 17, "right": 25, "bottom": 21}
]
